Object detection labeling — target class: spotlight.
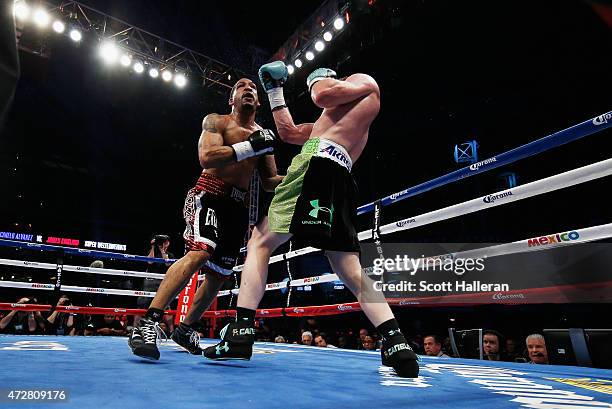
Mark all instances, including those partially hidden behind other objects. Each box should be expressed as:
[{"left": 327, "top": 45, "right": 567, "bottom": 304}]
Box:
[
  {"left": 162, "top": 70, "right": 173, "bottom": 82},
  {"left": 120, "top": 54, "right": 131, "bottom": 67},
  {"left": 174, "top": 73, "right": 187, "bottom": 88},
  {"left": 334, "top": 17, "right": 344, "bottom": 30},
  {"left": 69, "top": 29, "right": 82, "bottom": 42},
  {"left": 13, "top": 1, "right": 30, "bottom": 21},
  {"left": 287, "top": 65, "right": 295, "bottom": 75},
  {"left": 52, "top": 20, "right": 65, "bottom": 33},
  {"left": 99, "top": 41, "right": 119, "bottom": 64},
  {"left": 323, "top": 31, "right": 333, "bottom": 42},
  {"left": 32, "top": 8, "right": 50, "bottom": 27},
  {"left": 315, "top": 41, "right": 325, "bottom": 52},
  {"left": 149, "top": 68, "right": 159, "bottom": 78},
  {"left": 133, "top": 61, "right": 144, "bottom": 73},
  {"left": 305, "top": 51, "right": 314, "bottom": 61},
  {"left": 294, "top": 59, "right": 302, "bottom": 68}
]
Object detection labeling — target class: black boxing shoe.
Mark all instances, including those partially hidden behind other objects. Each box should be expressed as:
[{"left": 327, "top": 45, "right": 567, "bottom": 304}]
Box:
[
  {"left": 203, "top": 321, "right": 254, "bottom": 361},
  {"left": 129, "top": 318, "right": 162, "bottom": 361},
  {"left": 381, "top": 330, "right": 420, "bottom": 378},
  {"left": 171, "top": 322, "right": 202, "bottom": 355}
]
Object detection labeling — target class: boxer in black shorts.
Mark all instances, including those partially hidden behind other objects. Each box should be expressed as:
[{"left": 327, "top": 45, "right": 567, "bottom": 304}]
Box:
[{"left": 128, "top": 78, "right": 283, "bottom": 360}]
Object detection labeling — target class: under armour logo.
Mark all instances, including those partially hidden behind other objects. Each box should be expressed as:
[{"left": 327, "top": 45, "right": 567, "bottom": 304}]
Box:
[
  {"left": 308, "top": 199, "right": 334, "bottom": 223},
  {"left": 216, "top": 342, "right": 229, "bottom": 355}
]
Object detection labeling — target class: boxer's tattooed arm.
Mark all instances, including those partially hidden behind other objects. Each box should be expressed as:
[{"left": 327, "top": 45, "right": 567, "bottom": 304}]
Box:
[
  {"left": 198, "top": 114, "right": 236, "bottom": 168},
  {"left": 202, "top": 114, "right": 219, "bottom": 132}
]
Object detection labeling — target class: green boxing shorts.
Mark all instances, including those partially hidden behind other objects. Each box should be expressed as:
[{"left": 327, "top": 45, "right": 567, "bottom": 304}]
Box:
[{"left": 268, "top": 137, "right": 360, "bottom": 253}]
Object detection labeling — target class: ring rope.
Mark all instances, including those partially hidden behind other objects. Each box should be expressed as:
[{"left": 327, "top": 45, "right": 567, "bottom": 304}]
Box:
[
  {"left": 234, "top": 156, "right": 612, "bottom": 271},
  {"left": 357, "top": 111, "right": 612, "bottom": 214}
]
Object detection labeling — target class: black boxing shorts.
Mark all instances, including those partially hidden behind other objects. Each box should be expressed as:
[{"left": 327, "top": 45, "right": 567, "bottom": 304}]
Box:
[
  {"left": 183, "top": 173, "right": 249, "bottom": 279},
  {"left": 268, "top": 138, "right": 360, "bottom": 253}
]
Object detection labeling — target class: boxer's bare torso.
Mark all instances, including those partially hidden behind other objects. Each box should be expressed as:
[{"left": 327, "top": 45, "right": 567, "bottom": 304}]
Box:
[
  {"left": 309, "top": 74, "right": 380, "bottom": 163},
  {"left": 200, "top": 113, "right": 261, "bottom": 190}
]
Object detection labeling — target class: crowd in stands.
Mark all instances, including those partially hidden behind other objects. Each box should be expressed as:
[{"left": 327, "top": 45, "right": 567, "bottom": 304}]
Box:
[{"left": 0, "top": 293, "right": 552, "bottom": 365}]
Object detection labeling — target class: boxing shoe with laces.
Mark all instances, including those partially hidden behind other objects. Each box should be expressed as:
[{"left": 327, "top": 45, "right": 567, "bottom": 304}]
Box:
[
  {"left": 128, "top": 318, "right": 162, "bottom": 360},
  {"left": 171, "top": 322, "right": 202, "bottom": 355}
]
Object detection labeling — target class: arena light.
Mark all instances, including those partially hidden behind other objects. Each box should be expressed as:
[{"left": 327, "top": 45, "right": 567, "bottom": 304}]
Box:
[
  {"left": 120, "top": 54, "right": 131, "bottom": 67},
  {"left": 294, "top": 59, "right": 302, "bottom": 68},
  {"left": 52, "top": 20, "right": 65, "bottom": 34},
  {"left": 13, "top": 1, "right": 30, "bottom": 21},
  {"left": 287, "top": 65, "right": 295, "bottom": 75},
  {"left": 32, "top": 8, "right": 50, "bottom": 28},
  {"left": 315, "top": 41, "right": 325, "bottom": 52},
  {"left": 305, "top": 51, "right": 314, "bottom": 61},
  {"left": 148, "top": 68, "right": 159, "bottom": 78},
  {"left": 161, "top": 70, "right": 173, "bottom": 82},
  {"left": 334, "top": 17, "right": 345, "bottom": 30},
  {"left": 99, "top": 41, "right": 119, "bottom": 64},
  {"left": 133, "top": 61, "right": 144, "bottom": 73},
  {"left": 323, "top": 31, "right": 333, "bottom": 42},
  {"left": 174, "top": 73, "right": 187, "bottom": 88},
  {"left": 69, "top": 29, "right": 82, "bottom": 42}
]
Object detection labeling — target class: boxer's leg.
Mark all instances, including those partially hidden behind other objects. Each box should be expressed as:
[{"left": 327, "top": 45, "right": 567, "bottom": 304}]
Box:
[{"left": 326, "top": 250, "right": 419, "bottom": 378}]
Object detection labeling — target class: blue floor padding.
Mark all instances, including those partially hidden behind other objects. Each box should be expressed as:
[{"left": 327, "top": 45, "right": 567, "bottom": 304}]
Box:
[{"left": 1, "top": 335, "right": 611, "bottom": 409}]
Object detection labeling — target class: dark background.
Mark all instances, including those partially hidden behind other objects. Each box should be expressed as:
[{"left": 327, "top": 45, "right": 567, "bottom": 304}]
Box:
[
  {"left": 1, "top": 0, "right": 611, "bottom": 335},
  {"left": 1, "top": 0, "right": 611, "bottom": 251}
]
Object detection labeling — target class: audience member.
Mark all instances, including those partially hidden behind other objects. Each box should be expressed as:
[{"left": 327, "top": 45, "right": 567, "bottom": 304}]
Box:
[
  {"left": 95, "top": 314, "right": 127, "bottom": 336},
  {"left": 424, "top": 335, "right": 450, "bottom": 357},
  {"left": 357, "top": 328, "right": 369, "bottom": 350},
  {"left": 301, "top": 331, "right": 314, "bottom": 346},
  {"left": 505, "top": 338, "right": 523, "bottom": 362},
  {"left": 274, "top": 335, "right": 286, "bottom": 343},
  {"left": 135, "top": 234, "right": 174, "bottom": 327},
  {"left": 315, "top": 333, "right": 336, "bottom": 348},
  {"left": 362, "top": 335, "right": 378, "bottom": 351},
  {"left": 46, "top": 296, "right": 79, "bottom": 336},
  {"left": 526, "top": 334, "right": 549, "bottom": 364},
  {"left": 0, "top": 297, "right": 45, "bottom": 334},
  {"left": 483, "top": 330, "right": 504, "bottom": 361}
]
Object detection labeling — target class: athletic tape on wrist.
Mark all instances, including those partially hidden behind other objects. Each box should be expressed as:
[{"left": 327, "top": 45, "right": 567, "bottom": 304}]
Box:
[
  {"left": 232, "top": 141, "right": 255, "bottom": 162},
  {"left": 267, "top": 87, "right": 286, "bottom": 111}
]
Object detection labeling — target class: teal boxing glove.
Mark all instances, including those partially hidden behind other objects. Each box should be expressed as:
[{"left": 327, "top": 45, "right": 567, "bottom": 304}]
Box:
[
  {"left": 307, "top": 68, "right": 337, "bottom": 93},
  {"left": 258, "top": 61, "right": 289, "bottom": 111}
]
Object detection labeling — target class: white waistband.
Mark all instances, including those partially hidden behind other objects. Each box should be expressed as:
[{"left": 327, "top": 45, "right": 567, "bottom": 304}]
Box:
[{"left": 314, "top": 138, "right": 352, "bottom": 171}]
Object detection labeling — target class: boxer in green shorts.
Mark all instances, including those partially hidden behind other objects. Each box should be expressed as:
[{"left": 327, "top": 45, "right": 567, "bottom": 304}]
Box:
[{"left": 204, "top": 62, "right": 419, "bottom": 378}]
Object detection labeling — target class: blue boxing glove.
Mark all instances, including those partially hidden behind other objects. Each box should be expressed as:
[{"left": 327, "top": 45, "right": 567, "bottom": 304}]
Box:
[
  {"left": 307, "top": 68, "right": 337, "bottom": 93},
  {"left": 258, "top": 61, "right": 289, "bottom": 111}
]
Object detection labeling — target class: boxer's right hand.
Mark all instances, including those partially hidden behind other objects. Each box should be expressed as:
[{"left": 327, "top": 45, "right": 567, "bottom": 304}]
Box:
[
  {"left": 232, "top": 129, "right": 276, "bottom": 162},
  {"left": 258, "top": 61, "right": 288, "bottom": 92}
]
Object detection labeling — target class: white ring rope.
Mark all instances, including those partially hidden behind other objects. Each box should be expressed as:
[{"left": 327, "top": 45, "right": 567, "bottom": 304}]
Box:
[
  {"left": 2, "top": 159, "right": 611, "bottom": 299},
  {"left": 1, "top": 222, "right": 610, "bottom": 298},
  {"left": 221, "top": 222, "right": 612, "bottom": 297},
  {"left": 232, "top": 156, "right": 612, "bottom": 271}
]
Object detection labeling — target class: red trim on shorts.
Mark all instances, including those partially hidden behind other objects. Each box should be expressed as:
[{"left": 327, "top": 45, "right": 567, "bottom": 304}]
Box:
[
  {"left": 195, "top": 172, "right": 245, "bottom": 198},
  {"left": 185, "top": 239, "right": 215, "bottom": 254}
]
